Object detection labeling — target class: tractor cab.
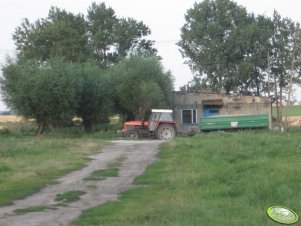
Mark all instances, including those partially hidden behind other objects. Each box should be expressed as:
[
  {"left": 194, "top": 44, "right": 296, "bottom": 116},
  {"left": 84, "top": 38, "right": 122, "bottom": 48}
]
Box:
[
  {"left": 148, "top": 109, "right": 177, "bottom": 140},
  {"left": 117, "top": 109, "right": 177, "bottom": 140}
]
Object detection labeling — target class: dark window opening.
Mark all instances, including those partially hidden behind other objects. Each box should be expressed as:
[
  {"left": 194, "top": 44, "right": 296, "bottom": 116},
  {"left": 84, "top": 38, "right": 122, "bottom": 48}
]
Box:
[{"left": 181, "top": 109, "right": 197, "bottom": 124}]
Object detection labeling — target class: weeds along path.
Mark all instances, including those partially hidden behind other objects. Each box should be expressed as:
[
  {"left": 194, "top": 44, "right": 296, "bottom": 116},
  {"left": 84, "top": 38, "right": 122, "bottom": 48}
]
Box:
[{"left": 0, "top": 140, "right": 163, "bottom": 226}]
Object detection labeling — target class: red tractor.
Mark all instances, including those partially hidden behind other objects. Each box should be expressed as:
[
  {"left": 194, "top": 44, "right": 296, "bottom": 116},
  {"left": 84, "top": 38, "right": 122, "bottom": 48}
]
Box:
[{"left": 117, "top": 109, "right": 177, "bottom": 140}]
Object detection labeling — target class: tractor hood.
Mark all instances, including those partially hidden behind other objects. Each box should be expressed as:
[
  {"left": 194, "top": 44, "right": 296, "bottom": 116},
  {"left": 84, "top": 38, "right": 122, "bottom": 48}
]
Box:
[{"left": 124, "top": 121, "right": 149, "bottom": 126}]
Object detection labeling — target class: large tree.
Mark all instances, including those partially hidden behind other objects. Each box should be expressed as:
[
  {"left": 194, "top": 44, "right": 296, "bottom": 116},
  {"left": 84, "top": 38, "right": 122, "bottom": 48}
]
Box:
[
  {"left": 234, "top": 15, "right": 274, "bottom": 96},
  {"left": 13, "top": 2, "right": 156, "bottom": 67},
  {"left": 270, "top": 11, "right": 301, "bottom": 122},
  {"left": 13, "top": 7, "right": 89, "bottom": 63},
  {"left": 178, "top": 0, "right": 251, "bottom": 94},
  {"left": 0, "top": 58, "right": 80, "bottom": 135},
  {"left": 178, "top": 0, "right": 278, "bottom": 96},
  {"left": 86, "top": 2, "right": 156, "bottom": 68},
  {"left": 76, "top": 65, "right": 113, "bottom": 132},
  {"left": 112, "top": 55, "right": 174, "bottom": 120},
  {"left": 179, "top": 0, "right": 301, "bottom": 100},
  {"left": 4, "top": 2, "right": 160, "bottom": 133}
]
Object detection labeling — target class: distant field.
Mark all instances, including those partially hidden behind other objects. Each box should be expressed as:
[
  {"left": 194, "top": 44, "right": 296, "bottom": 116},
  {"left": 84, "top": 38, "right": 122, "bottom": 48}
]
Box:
[
  {"left": 273, "top": 105, "right": 301, "bottom": 117},
  {"left": 0, "top": 116, "right": 32, "bottom": 133},
  {"left": 0, "top": 115, "right": 22, "bottom": 123}
]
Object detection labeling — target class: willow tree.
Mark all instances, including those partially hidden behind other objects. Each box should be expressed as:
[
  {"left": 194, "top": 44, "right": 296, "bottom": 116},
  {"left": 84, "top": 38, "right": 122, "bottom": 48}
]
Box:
[
  {"left": 1, "top": 58, "right": 80, "bottom": 135},
  {"left": 112, "top": 55, "right": 174, "bottom": 120}
]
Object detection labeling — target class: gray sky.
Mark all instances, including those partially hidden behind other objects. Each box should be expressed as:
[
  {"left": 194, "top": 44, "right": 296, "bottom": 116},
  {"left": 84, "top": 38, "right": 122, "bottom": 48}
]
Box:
[{"left": 1, "top": 0, "right": 301, "bottom": 110}]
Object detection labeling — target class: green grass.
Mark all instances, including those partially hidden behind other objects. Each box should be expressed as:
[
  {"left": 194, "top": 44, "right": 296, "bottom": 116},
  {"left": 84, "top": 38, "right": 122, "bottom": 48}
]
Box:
[
  {"left": 0, "top": 133, "right": 104, "bottom": 205},
  {"left": 73, "top": 131, "right": 301, "bottom": 226},
  {"left": 84, "top": 168, "right": 119, "bottom": 181},
  {"left": 273, "top": 105, "right": 301, "bottom": 117},
  {"left": 84, "top": 157, "right": 125, "bottom": 181},
  {"left": 13, "top": 190, "right": 86, "bottom": 214},
  {"left": 0, "top": 118, "right": 121, "bottom": 139},
  {"left": 55, "top": 190, "right": 86, "bottom": 204},
  {"left": 13, "top": 205, "right": 57, "bottom": 214}
]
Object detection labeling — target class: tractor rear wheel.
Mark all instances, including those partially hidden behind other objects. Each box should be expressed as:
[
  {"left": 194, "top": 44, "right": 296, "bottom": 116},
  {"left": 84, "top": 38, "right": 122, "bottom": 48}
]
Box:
[{"left": 156, "top": 124, "right": 176, "bottom": 140}]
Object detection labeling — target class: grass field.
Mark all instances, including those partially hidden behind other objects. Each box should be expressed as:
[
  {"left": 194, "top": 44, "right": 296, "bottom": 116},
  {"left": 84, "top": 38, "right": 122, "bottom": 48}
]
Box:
[
  {"left": 273, "top": 105, "right": 301, "bottom": 117},
  {"left": 73, "top": 131, "right": 301, "bottom": 226},
  {"left": 0, "top": 133, "right": 105, "bottom": 205}
]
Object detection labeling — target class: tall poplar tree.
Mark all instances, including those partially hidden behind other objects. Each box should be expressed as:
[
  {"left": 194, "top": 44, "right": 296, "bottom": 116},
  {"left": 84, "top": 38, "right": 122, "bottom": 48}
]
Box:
[{"left": 178, "top": 0, "right": 250, "bottom": 94}]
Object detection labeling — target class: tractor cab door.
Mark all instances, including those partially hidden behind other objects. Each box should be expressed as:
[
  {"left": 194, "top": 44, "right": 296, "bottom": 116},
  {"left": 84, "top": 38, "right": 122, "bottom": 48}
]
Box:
[{"left": 148, "top": 112, "right": 160, "bottom": 132}]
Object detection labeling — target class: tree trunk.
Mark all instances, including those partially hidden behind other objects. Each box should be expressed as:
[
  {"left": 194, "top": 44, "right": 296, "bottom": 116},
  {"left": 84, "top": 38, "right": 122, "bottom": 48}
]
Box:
[
  {"left": 35, "top": 119, "right": 45, "bottom": 136},
  {"left": 218, "top": 74, "right": 222, "bottom": 94},
  {"left": 274, "top": 76, "right": 280, "bottom": 125},
  {"left": 256, "top": 78, "right": 260, "bottom": 96},
  {"left": 279, "top": 76, "right": 283, "bottom": 126},
  {"left": 255, "top": 67, "right": 260, "bottom": 96},
  {"left": 267, "top": 53, "right": 271, "bottom": 98},
  {"left": 83, "top": 119, "right": 92, "bottom": 133}
]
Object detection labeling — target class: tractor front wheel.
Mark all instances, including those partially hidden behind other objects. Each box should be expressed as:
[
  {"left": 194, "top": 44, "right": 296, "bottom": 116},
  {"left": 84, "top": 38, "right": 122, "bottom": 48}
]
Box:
[
  {"left": 156, "top": 124, "right": 176, "bottom": 140},
  {"left": 127, "top": 130, "right": 139, "bottom": 140}
]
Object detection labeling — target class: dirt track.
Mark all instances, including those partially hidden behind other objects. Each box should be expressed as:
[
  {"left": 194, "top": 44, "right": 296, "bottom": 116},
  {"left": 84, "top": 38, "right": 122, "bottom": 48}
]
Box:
[{"left": 0, "top": 140, "right": 163, "bottom": 226}]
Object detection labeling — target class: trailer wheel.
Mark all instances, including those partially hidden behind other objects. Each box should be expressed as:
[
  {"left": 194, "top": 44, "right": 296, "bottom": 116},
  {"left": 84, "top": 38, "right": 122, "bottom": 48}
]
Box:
[{"left": 156, "top": 124, "right": 176, "bottom": 140}]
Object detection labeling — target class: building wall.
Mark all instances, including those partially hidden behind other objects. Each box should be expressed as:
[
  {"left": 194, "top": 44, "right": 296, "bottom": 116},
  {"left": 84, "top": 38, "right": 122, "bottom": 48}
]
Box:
[{"left": 172, "top": 92, "right": 272, "bottom": 133}]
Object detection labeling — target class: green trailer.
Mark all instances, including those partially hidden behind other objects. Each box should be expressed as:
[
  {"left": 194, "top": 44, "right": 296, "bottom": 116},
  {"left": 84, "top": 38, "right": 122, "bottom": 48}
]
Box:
[{"left": 200, "top": 114, "right": 269, "bottom": 131}]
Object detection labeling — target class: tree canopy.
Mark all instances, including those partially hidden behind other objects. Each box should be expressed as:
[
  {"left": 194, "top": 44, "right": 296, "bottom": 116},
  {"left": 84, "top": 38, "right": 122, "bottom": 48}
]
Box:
[
  {"left": 0, "top": 2, "right": 174, "bottom": 134},
  {"left": 13, "top": 7, "right": 89, "bottom": 63},
  {"left": 1, "top": 58, "right": 81, "bottom": 134},
  {"left": 178, "top": 0, "right": 301, "bottom": 102},
  {"left": 87, "top": 2, "right": 157, "bottom": 67},
  {"left": 75, "top": 65, "right": 113, "bottom": 132},
  {"left": 13, "top": 2, "right": 156, "bottom": 67},
  {"left": 0, "top": 58, "right": 117, "bottom": 134},
  {"left": 178, "top": 0, "right": 251, "bottom": 93},
  {"left": 112, "top": 55, "right": 174, "bottom": 120}
]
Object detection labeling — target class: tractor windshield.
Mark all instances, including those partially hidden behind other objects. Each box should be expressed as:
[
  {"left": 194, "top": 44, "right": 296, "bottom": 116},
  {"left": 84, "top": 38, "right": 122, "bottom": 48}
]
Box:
[
  {"left": 149, "top": 112, "right": 160, "bottom": 122},
  {"left": 159, "top": 112, "right": 173, "bottom": 121},
  {"left": 149, "top": 112, "right": 173, "bottom": 122}
]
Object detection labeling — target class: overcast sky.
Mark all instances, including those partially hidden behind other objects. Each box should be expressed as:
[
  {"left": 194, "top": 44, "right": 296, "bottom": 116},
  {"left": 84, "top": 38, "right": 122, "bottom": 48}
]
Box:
[{"left": 1, "top": 0, "right": 301, "bottom": 110}]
